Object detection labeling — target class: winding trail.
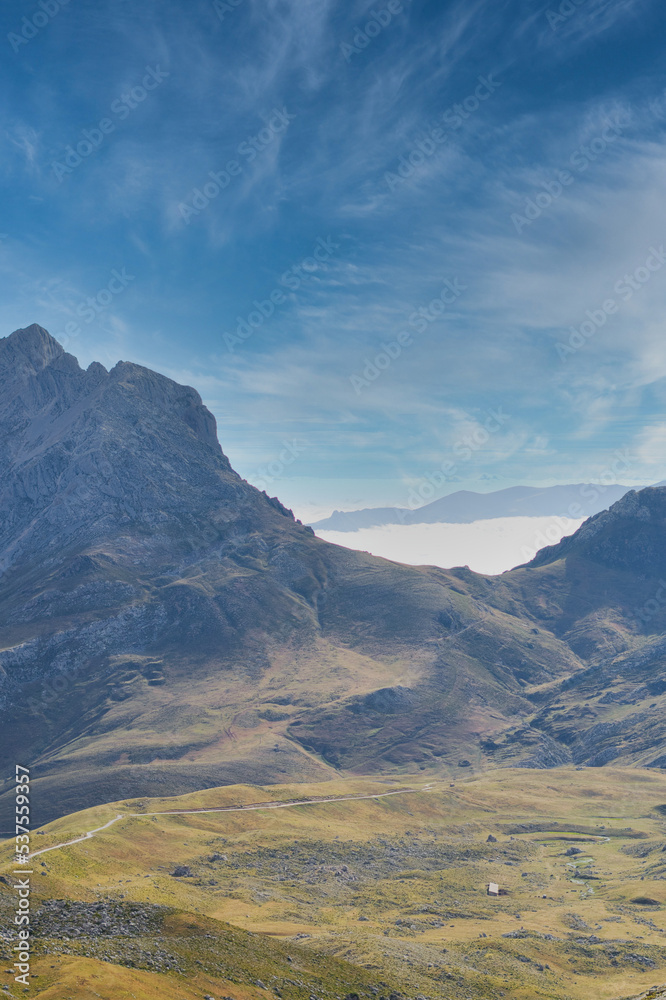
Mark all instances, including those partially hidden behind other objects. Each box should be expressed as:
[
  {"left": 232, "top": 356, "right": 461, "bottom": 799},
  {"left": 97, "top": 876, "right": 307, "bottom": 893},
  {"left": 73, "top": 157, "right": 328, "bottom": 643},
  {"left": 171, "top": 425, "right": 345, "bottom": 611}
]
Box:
[
  {"left": 28, "top": 784, "right": 432, "bottom": 860},
  {"left": 29, "top": 814, "right": 125, "bottom": 859}
]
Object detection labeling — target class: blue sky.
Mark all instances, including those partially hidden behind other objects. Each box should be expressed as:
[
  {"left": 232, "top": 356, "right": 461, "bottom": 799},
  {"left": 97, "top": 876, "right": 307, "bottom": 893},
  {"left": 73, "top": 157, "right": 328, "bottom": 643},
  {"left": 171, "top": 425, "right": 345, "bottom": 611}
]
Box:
[{"left": 2, "top": 0, "right": 666, "bottom": 518}]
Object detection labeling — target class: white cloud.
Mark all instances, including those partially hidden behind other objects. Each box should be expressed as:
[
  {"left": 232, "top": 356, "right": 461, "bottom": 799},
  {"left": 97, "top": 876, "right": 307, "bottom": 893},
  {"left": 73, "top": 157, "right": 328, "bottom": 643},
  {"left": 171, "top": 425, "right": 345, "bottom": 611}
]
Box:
[
  {"left": 316, "top": 516, "right": 585, "bottom": 575},
  {"left": 636, "top": 423, "right": 666, "bottom": 465}
]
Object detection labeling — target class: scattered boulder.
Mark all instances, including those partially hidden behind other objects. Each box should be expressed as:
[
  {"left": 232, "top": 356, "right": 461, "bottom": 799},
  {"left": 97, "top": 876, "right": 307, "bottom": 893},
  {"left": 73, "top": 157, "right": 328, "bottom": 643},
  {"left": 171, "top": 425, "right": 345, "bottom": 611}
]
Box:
[
  {"left": 171, "top": 865, "right": 192, "bottom": 878},
  {"left": 486, "top": 834, "right": 497, "bottom": 843},
  {"left": 565, "top": 847, "right": 582, "bottom": 856}
]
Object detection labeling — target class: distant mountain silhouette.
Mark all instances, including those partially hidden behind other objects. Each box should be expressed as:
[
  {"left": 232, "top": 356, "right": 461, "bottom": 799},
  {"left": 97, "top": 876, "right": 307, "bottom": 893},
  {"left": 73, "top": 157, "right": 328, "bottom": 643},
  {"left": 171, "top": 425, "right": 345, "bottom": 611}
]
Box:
[{"left": 310, "top": 484, "right": 631, "bottom": 531}]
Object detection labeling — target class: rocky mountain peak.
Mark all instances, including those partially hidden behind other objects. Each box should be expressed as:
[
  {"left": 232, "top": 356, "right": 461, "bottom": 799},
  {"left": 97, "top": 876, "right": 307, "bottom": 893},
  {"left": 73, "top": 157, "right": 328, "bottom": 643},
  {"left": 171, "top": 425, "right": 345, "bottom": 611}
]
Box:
[
  {"left": 0, "top": 326, "right": 294, "bottom": 577},
  {"left": 0, "top": 323, "right": 65, "bottom": 375},
  {"left": 527, "top": 484, "right": 666, "bottom": 573}
]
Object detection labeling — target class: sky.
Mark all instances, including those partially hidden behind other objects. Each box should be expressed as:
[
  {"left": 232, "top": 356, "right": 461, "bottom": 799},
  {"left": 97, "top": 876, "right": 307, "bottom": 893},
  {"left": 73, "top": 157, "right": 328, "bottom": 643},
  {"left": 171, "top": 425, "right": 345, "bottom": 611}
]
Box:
[{"left": 2, "top": 0, "right": 666, "bottom": 521}]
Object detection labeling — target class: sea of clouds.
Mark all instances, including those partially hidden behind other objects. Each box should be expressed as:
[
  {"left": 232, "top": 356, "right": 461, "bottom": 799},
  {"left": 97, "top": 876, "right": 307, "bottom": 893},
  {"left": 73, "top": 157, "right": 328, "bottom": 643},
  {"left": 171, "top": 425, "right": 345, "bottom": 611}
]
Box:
[{"left": 315, "top": 515, "right": 585, "bottom": 576}]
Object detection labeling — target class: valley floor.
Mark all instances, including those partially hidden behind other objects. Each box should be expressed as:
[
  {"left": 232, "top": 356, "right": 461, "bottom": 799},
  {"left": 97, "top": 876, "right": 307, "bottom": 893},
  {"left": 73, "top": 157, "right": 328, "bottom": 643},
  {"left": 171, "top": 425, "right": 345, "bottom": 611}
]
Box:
[{"left": 1, "top": 767, "right": 665, "bottom": 1000}]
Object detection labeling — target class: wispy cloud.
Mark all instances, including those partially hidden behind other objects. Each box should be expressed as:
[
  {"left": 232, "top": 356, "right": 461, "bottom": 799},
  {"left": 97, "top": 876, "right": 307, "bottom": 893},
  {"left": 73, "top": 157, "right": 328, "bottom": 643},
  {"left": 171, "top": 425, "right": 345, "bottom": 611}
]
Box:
[{"left": 1, "top": 0, "right": 666, "bottom": 504}]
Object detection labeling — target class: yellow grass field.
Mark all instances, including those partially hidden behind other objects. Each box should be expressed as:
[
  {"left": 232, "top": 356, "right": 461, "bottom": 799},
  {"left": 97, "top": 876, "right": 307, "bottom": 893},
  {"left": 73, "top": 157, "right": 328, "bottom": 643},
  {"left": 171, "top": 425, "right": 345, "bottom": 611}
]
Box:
[{"left": 1, "top": 766, "right": 665, "bottom": 1000}]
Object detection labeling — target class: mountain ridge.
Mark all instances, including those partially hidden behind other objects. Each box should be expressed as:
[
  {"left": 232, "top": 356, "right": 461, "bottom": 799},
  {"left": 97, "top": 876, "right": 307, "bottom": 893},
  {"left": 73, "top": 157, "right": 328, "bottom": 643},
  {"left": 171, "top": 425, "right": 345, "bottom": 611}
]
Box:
[
  {"left": 310, "top": 483, "right": 632, "bottom": 531},
  {"left": 0, "top": 325, "right": 665, "bottom": 828}
]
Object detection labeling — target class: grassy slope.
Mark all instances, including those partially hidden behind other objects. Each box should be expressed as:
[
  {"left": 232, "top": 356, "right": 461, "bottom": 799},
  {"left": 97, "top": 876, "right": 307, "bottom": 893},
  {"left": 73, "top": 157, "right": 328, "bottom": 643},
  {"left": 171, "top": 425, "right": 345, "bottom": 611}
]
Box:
[
  {"left": 1, "top": 495, "right": 593, "bottom": 830},
  {"left": 1, "top": 768, "right": 666, "bottom": 1000}
]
